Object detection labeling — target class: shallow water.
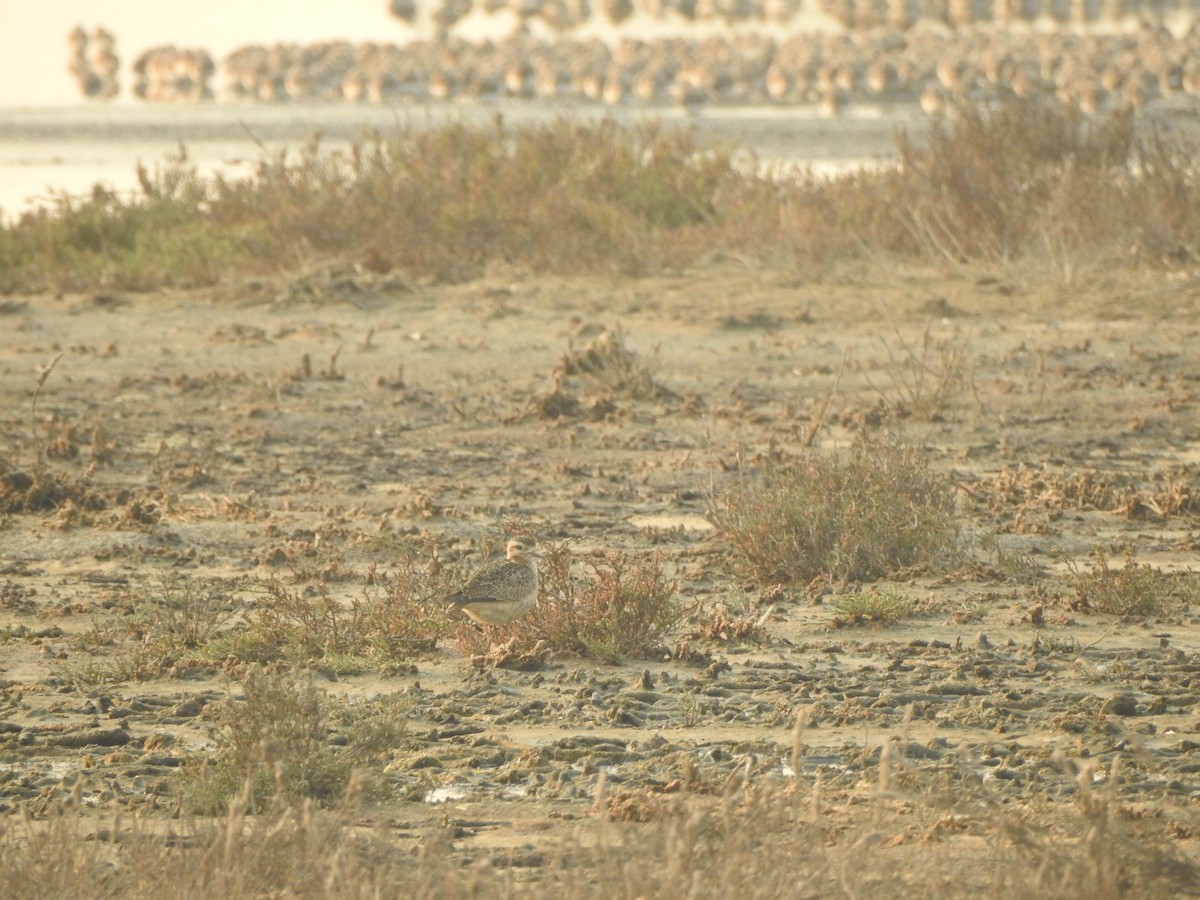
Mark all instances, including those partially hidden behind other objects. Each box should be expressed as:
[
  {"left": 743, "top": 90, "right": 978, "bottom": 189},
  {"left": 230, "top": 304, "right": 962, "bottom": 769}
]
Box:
[{"left": 0, "top": 99, "right": 916, "bottom": 220}]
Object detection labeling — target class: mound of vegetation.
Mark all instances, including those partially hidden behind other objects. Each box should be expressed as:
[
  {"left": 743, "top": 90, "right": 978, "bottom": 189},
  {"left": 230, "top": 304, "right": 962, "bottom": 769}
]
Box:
[{"left": 2, "top": 96, "right": 1197, "bottom": 293}]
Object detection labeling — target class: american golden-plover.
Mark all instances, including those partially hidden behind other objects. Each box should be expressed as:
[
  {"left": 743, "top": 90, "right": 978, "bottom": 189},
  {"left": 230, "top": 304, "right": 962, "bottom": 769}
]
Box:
[{"left": 447, "top": 537, "right": 538, "bottom": 626}]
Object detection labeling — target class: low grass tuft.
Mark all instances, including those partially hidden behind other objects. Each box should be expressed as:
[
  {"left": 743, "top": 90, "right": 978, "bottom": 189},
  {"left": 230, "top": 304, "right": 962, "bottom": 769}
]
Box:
[
  {"left": 688, "top": 594, "right": 771, "bottom": 645},
  {"left": 0, "top": 786, "right": 449, "bottom": 898},
  {"left": 830, "top": 586, "right": 916, "bottom": 626},
  {"left": 57, "top": 555, "right": 457, "bottom": 685},
  {"left": 0, "top": 465, "right": 105, "bottom": 514},
  {"left": 0, "top": 352, "right": 109, "bottom": 515},
  {"left": 708, "top": 442, "right": 962, "bottom": 587},
  {"left": 977, "top": 533, "right": 1044, "bottom": 585}
]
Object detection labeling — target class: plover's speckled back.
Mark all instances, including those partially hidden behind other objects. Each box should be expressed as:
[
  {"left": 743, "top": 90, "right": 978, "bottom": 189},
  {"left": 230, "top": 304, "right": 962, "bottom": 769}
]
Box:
[{"left": 447, "top": 537, "right": 538, "bottom": 625}]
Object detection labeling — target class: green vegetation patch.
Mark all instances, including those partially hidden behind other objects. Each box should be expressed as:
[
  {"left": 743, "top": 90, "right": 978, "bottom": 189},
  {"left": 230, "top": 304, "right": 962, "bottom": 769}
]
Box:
[
  {"left": 5, "top": 97, "right": 1200, "bottom": 294},
  {"left": 184, "top": 666, "right": 408, "bottom": 814}
]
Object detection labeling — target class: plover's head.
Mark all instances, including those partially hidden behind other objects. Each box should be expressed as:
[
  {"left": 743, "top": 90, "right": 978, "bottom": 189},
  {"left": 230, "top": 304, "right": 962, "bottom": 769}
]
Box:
[{"left": 505, "top": 537, "right": 537, "bottom": 561}]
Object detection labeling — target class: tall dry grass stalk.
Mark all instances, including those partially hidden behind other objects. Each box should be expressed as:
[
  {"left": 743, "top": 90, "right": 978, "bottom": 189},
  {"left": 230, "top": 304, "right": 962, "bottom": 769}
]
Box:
[{"left": 4, "top": 753, "right": 1194, "bottom": 898}]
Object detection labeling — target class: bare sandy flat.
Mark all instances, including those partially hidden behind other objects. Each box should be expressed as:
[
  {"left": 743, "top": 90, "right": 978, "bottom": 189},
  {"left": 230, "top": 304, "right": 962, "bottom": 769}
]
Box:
[{"left": 2, "top": 260, "right": 1199, "bottom": 887}]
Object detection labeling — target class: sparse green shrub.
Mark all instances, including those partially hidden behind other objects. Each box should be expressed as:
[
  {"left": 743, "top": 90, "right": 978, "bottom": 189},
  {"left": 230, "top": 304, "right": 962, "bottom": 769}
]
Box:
[
  {"left": 0, "top": 160, "right": 248, "bottom": 292},
  {"left": 223, "top": 581, "right": 365, "bottom": 665},
  {"left": 551, "top": 550, "right": 682, "bottom": 662},
  {"left": 57, "top": 559, "right": 456, "bottom": 685},
  {"left": 1067, "top": 547, "right": 1198, "bottom": 617},
  {"left": 57, "top": 577, "right": 243, "bottom": 685},
  {"left": 184, "top": 666, "right": 405, "bottom": 813},
  {"left": 185, "top": 666, "right": 347, "bottom": 812},
  {"left": 708, "top": 442, "right": 961, "bottom": 586},
  {"left": 134, "top": 576, "right": 242, "bottom": 654},
  {"left": 0, "top": 118, "right": 752, "bottom": 292},
  {"left": 212, "top": 561, "right": 455, "bottom": 668}
]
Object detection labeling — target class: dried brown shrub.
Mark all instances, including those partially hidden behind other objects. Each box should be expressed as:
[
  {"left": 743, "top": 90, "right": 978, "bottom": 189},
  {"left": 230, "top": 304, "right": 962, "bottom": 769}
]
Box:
[
  {"left": 456, "top": 543, "right": 682, "bottom": 664},
  {"left": 708, "top": 442, "right": 962, "bottom": 586}
]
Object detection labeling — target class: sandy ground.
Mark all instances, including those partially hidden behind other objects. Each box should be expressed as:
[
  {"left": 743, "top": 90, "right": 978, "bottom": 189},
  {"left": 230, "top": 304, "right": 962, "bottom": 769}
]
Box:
[{"left": 2, "top": 260, "right": 1200, "bottom": 879}]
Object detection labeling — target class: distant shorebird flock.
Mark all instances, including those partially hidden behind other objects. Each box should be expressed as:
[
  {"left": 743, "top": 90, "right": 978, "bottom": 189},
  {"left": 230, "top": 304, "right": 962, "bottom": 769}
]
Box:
[{"left": 67, "top": 0, "right": 1200, "bottom": 114}]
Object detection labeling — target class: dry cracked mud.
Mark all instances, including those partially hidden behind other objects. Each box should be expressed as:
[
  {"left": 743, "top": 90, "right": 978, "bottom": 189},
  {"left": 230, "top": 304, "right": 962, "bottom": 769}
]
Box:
[{"left": 2, "top": 261, "right": 1200, "bottom": 888}]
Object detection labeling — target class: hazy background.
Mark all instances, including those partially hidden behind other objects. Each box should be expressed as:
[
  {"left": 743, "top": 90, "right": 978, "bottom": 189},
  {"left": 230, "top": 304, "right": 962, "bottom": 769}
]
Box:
[
  {"left": 2, "top": 0, "right": 402, "bottom": 106},
  {"left": 0, "top": 1, "right": 904, "bottom": 220}
]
